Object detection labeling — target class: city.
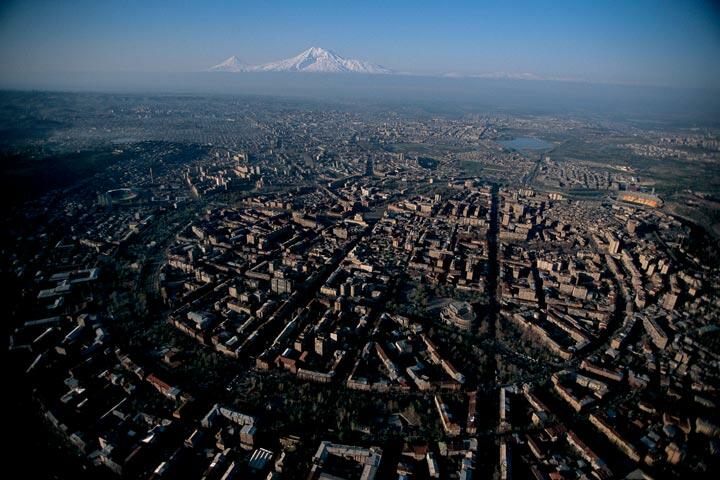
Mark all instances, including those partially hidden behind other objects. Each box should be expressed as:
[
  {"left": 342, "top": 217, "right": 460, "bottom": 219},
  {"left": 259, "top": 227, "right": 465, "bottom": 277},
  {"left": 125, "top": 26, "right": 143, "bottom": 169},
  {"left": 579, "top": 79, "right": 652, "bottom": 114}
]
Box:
[
  {"left": 3, "top": 91, "right": 719, "bottom": 479},
  {"left": 2, "top": 1, "right": 720, "bottom": 479}
]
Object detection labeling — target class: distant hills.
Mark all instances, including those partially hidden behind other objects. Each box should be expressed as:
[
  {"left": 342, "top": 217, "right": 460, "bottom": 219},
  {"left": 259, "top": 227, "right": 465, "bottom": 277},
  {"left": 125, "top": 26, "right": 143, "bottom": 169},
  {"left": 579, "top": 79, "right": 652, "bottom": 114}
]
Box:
[
  {"left": 208, "top": 47, "right": 392, "bottom": 74},
  {"left": 208, "top": 56, "right": 252, "bottom": 72},
  {"left": 207, "top": 47, "right": 577, "bottom": 81}
]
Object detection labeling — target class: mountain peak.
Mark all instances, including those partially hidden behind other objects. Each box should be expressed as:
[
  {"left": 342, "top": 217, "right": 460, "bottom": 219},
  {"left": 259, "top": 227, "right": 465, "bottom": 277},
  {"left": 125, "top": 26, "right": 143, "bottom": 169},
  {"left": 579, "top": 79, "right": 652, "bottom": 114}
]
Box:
[
  {"left": 305, "top": 46, "right": 329, "bottom": 54},
  {"left": 208, "top": 56, "right": 251, "bottom": 72},
  {"left": 208, "top": 47, "right": 392, "bottom": 75},
  {"left": 300, "top": 47, "right": 339, "bottom": 58}
]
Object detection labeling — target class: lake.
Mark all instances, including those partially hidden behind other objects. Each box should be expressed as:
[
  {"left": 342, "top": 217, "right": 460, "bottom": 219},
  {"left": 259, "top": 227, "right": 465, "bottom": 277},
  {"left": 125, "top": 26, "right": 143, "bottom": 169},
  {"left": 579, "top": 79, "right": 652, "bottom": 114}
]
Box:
[
  {"left": 418, "top": 157, "right": 439, "bottom": 170},
  {"left": 498, "top": 137, "right": 554, "bottom": 151}
]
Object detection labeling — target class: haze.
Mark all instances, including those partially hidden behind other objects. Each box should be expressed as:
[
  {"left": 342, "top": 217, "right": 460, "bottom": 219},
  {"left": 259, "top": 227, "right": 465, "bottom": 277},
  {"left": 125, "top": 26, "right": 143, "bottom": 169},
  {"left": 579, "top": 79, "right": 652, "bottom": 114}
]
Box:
[{"left": 1, "top": 0, "right": 719, "bottom": 88}]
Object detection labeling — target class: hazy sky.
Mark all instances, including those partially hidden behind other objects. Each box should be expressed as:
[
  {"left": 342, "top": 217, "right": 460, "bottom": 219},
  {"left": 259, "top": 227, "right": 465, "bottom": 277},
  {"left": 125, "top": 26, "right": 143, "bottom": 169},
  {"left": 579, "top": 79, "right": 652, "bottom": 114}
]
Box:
[{"left": 1, "top": 0, "right": 719, "bottom": 88}]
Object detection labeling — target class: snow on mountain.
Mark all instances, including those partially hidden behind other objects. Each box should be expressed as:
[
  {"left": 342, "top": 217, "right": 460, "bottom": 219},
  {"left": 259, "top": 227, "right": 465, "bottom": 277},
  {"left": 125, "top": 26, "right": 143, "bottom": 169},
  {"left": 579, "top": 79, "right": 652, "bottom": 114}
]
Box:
[
  {"left": 442, "top": 71, "right": 581, "bottom": 82},
  {"left": 208, "top": 47, "right": 392, "bottom": 74},
  {"left": 208, "top": 56, "right": 252, "bottom": 72},
  {"left": 443, "top": 71, "right": 542, "bottom": 80}
]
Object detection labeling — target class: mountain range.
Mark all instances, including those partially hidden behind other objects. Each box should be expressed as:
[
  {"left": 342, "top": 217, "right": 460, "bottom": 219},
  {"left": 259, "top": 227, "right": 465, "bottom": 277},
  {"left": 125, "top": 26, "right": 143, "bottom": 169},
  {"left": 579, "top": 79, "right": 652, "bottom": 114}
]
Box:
[
  {"left": 207, "top": 47, "right": 591, "bottom": 82},
  {"left": 208, "top": 47, "right": 392, "bottom": 74}
]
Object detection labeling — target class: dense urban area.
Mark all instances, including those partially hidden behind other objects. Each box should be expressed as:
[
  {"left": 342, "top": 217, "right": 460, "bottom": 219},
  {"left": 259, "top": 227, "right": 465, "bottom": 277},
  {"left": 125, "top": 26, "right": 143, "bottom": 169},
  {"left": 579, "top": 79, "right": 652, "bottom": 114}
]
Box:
[{"left": 3, "top": 91, "right": 720, "bottom": 479}]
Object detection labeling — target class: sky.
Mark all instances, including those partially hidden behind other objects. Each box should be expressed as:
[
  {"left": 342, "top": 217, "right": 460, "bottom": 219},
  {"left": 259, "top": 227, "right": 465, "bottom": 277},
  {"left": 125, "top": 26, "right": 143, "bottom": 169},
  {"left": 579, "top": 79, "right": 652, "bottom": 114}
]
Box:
[{"left": 0, "top": 0, "right": 719, "bottom": 89}]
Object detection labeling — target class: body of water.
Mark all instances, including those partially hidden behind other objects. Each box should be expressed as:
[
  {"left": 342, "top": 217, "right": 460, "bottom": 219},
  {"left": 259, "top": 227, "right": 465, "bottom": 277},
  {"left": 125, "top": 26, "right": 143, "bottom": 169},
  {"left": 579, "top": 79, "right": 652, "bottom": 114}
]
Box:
[{"left": 418, "top": 157, "right": 439, "bottom": 170}]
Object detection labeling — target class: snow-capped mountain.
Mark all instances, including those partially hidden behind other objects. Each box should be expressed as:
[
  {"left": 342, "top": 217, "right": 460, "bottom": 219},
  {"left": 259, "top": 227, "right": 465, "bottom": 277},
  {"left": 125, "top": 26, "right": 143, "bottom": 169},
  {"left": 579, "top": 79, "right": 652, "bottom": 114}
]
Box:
[
  {"left": 208, "top": 47, "right": 392, "bottom": 74},
  {"left": 254, "top": 47, "right": 391, "bottom": 74},
  {"left": 442, "top": 71, "right": 581, "bottom": 82},
  {"left": 208, "top": 56, "right": 252, "bottom": 72}
]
